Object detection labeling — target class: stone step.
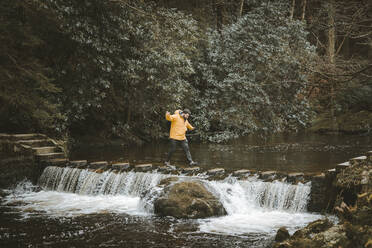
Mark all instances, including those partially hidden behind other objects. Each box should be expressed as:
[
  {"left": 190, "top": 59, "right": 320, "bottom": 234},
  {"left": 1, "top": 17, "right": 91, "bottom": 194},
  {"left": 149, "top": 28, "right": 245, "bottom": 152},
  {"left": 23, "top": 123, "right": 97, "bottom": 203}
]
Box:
[
  {"left": 36, "top": 152, "right": 65, "bottom": 161},
  {"left": 0, "top": 133, "right": 46, "bottom": 141},
  {"left": 135, "top": 164, "right": 153, "bottom": 172},
  {"left": 88, "top": 161, "right": 109, "bottom": 170},
  {"left": 17, "top": 139, "right": 54, "bottom": 148},
  {"left": 207, "top": 168, "right": 225, "bottom": 176},
  {"left": 32, "top": 146, "right": 59, "bottom": 155},
  {"left": 12, "top": 133, "right": 47, "bottom": 140}
]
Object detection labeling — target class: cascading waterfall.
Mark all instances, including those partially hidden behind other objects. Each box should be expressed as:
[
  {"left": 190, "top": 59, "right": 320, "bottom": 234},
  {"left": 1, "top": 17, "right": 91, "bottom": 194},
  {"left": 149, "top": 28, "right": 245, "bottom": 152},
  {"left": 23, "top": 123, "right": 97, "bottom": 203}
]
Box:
[
  {"left": 204, "top": 177, "right": 311, "bottom": 213},
  {"left": 5, "top": 166, "right": 321, "bottom": 235},
  {"left": 38, "top": 166, "right": 170, "bottom": 197},
  {"left": 37, "top": 166, "right": 312, "bottom": 215}
]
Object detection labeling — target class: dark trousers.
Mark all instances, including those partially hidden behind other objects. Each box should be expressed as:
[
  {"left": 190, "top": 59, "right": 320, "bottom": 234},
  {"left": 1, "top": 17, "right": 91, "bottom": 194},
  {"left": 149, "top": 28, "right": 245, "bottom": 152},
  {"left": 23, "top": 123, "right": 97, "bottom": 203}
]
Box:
[{"left": 166, "top": 139, "right": 193, "bottom": 163}]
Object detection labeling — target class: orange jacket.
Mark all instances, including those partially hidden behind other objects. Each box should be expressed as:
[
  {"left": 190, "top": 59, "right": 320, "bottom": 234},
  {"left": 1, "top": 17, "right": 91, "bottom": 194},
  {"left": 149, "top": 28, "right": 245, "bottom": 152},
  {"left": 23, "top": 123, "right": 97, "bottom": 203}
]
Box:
[{"left": 166, "top": 110, "right": 194, "bottom": 140}]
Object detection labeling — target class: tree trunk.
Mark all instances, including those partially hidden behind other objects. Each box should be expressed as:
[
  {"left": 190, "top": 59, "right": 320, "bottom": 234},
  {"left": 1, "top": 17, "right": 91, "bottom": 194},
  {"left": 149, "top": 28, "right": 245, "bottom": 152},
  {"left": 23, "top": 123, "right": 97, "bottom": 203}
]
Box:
[
  {"left": 238, "top": 0, "right": 244, "bottom": 18},
  {"left": 290, "top": 0, "right": 295, "bottom": 20},
  {"left": 301, "top": 0, "right": 307, "bottom": 21},
  {"left": 326, "top": 0, "right": 337, "bottom": 130},
  {"left": 326, "top": 0, "right": 336, "bottom": 64}
]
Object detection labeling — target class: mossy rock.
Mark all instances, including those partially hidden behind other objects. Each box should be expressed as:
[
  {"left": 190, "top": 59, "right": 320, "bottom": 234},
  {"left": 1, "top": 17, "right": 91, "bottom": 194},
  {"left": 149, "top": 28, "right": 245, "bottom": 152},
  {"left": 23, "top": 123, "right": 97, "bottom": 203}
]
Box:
[
  {"left": 275, "top": 227, "right": 290, "bottom": 242},
  {"left": 154, "top": 181, "right": 226, "bottom": 219}
]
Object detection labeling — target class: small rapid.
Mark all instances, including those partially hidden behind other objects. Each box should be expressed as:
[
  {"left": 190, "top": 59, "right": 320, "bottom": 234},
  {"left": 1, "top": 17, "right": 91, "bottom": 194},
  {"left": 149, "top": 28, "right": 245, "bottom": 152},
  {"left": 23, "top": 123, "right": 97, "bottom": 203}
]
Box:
[
  {"left": 4, "top": 166, "right": 322, "bottom": 236},
  {"left": 199, "top": 177, "right": 320, "bottom": 235}
]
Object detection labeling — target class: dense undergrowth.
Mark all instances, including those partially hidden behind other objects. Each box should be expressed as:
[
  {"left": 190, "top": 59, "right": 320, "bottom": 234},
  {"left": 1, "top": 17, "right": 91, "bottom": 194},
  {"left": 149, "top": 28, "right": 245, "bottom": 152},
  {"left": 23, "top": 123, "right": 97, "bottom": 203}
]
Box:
[{"left": 0, "top": 0, "right": 371, "bottom": 144}]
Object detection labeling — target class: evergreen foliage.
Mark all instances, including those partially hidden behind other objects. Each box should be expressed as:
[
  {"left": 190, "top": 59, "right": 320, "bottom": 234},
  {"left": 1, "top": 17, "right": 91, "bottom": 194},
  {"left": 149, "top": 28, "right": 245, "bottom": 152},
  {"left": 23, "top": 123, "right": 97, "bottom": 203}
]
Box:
[
  {"left": 0, "top": 1, "right": 63, "bottom": 133},
  {"left": 41, "top": 0, "right": 200, "bottom": 141},
  {"left": 1, "top": 0, "right": 368, "bottom": 143},
  {"left": 194, "top": 2, "right": 316, "bottom": 142}
]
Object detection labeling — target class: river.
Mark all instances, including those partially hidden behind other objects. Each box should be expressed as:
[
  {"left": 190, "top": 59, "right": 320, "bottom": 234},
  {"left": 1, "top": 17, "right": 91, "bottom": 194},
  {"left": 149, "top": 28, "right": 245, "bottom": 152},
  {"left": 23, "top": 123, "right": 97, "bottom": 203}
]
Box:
[{"left": 0, "top": 133, "right": 370, "bottom": 247}]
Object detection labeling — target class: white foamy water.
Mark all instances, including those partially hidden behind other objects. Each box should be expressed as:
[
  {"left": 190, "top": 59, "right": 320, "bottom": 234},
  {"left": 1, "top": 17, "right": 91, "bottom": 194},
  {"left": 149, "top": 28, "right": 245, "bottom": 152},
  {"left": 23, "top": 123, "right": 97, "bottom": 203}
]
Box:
[
  {"left": 199, "top": 177, "right": 322, "bottom": 235},
  {"left": 4, "top": 190, "right": 141, "bottom": 217},
  {"left": 198, "top": 211, "right": 321, "bottom": 236},
  {"left": 3, "top": 166, "right": 322, "bottom": 236}
]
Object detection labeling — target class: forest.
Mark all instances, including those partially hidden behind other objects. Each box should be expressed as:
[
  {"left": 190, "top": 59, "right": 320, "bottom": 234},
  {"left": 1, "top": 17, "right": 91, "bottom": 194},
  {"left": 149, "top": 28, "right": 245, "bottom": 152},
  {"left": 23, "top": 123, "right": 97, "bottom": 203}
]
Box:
[{"left": 1, "top": 0, "right": 371, "bottom": 144}]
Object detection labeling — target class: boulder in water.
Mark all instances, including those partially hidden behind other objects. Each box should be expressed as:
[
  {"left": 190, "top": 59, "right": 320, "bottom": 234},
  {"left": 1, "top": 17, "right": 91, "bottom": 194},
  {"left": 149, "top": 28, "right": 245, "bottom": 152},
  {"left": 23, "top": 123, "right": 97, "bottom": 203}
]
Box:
[
  {"left": 154, "top": 181, "right": 226, "bottom": 219},
  {"left": 275, "top": 227, "right": 290, "bottom": 242}
]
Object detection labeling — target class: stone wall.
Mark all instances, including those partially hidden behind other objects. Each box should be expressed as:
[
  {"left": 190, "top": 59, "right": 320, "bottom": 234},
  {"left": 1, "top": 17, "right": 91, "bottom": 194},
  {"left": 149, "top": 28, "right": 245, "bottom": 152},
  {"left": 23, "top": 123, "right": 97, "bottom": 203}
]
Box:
[
  {"left": 0, "top": 133, "right": 66, "bottom": 188},
  {"left": 0, "top": 140, "right": 36, "bottom": 188}
]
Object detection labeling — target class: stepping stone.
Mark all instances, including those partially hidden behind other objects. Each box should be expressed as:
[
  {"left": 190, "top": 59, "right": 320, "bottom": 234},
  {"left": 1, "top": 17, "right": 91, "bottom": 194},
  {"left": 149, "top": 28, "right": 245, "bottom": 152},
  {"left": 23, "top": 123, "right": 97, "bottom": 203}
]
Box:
[
  {"left": 157, "top": 165, "right": 177, "bottom": 173},
  {"left": 36, "top": 152, "right": 65, "bottom": 161},
  {"left": 112, "top": 162, "right": 130, "bottom": 171},
  {"left": 135, "top": 164, "right": 153, "bottom": 172},
  {"left": 260, "top": 171, "right": 277, "bottom": 180},
  {"left": 182, "top": 167, "right": 200, "bottom": 174},
  {"left": 207, "top": 168, "right": 225, "bottom": 175},
  {"left": 350, "top": 156, "right": 367, "bottom": 165},
  {"left": 287, "top": 172, "right": 304, "bottom": 183},
  {"left": 48, "top": 158, "right": 68, "bottom": 167},
  {"left": 326, "top": 168, "right": 337, "bottom": 177},
  {"left": 233, "top": 169, "right": 250, "bottom": 176},
  {"left": 89, "top": 161, "right": 109, "bottom": 170},
  {"left": 69, "top": 160, "right": 88, "bottom": 168},
  {"left": 32, "top": 146, "right": 58, "bottom": 155}
]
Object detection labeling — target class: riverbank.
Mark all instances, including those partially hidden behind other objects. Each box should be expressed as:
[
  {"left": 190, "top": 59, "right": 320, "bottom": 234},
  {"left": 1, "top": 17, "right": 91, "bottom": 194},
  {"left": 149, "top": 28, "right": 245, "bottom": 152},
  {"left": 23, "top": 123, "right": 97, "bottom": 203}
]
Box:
[
  {"left": 310, "top": 110, "right": 372, "bottom": 134},
  {"left": 273, "top": 152, "right": 372, "bottom": 248}
]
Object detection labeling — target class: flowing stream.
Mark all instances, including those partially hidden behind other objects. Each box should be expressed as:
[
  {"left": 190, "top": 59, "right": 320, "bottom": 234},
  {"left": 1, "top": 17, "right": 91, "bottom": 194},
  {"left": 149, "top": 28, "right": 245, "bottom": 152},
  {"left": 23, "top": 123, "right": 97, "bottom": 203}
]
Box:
[{"left": 1, "top": 166, "right": 323, "bottom": 247}]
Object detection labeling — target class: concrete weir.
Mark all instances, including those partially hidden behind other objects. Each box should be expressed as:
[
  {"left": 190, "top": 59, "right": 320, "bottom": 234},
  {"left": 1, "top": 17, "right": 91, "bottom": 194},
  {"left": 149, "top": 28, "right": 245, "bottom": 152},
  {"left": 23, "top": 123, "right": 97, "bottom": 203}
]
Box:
[{"left": 1, "top": 133, "right": 371, "bottom": 214}]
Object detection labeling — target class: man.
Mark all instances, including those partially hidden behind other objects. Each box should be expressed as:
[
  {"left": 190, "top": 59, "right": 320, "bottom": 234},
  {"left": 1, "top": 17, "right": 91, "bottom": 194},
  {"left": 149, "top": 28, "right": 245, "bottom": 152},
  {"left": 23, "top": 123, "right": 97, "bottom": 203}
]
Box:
[{"left": 164, "top": 109, "right": 198, "bottom": 166}]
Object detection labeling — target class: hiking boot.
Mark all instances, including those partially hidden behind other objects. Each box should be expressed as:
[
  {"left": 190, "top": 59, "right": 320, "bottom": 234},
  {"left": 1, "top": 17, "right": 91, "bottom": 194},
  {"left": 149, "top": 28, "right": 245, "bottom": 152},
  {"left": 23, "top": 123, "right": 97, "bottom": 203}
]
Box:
[
  {"left": 164, "top": 161, "right": 171, "bottom": 166},
  {"left": 189, "top": 161, "right": 198, "bottom": 166}
]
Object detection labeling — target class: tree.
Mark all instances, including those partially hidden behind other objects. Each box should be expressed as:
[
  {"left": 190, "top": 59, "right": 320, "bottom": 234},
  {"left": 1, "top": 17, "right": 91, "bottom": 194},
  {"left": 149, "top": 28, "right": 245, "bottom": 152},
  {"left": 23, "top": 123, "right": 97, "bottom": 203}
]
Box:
[
  {"left": 194, "top": 2, "right": 316, "bottom": 142},
  {"left": 39, "top": 0, "right": 200, "bottom": 142}
]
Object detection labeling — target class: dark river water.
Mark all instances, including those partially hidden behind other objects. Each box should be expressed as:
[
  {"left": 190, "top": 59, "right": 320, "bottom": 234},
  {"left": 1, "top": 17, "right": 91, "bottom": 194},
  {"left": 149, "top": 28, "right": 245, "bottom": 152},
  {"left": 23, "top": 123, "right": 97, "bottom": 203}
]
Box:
[
  {"left": 71, "top": 132, "right": 372, "bottom": 173},
  {"left": 0, "top": 133, "right": 370, "bottom": 248}
]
